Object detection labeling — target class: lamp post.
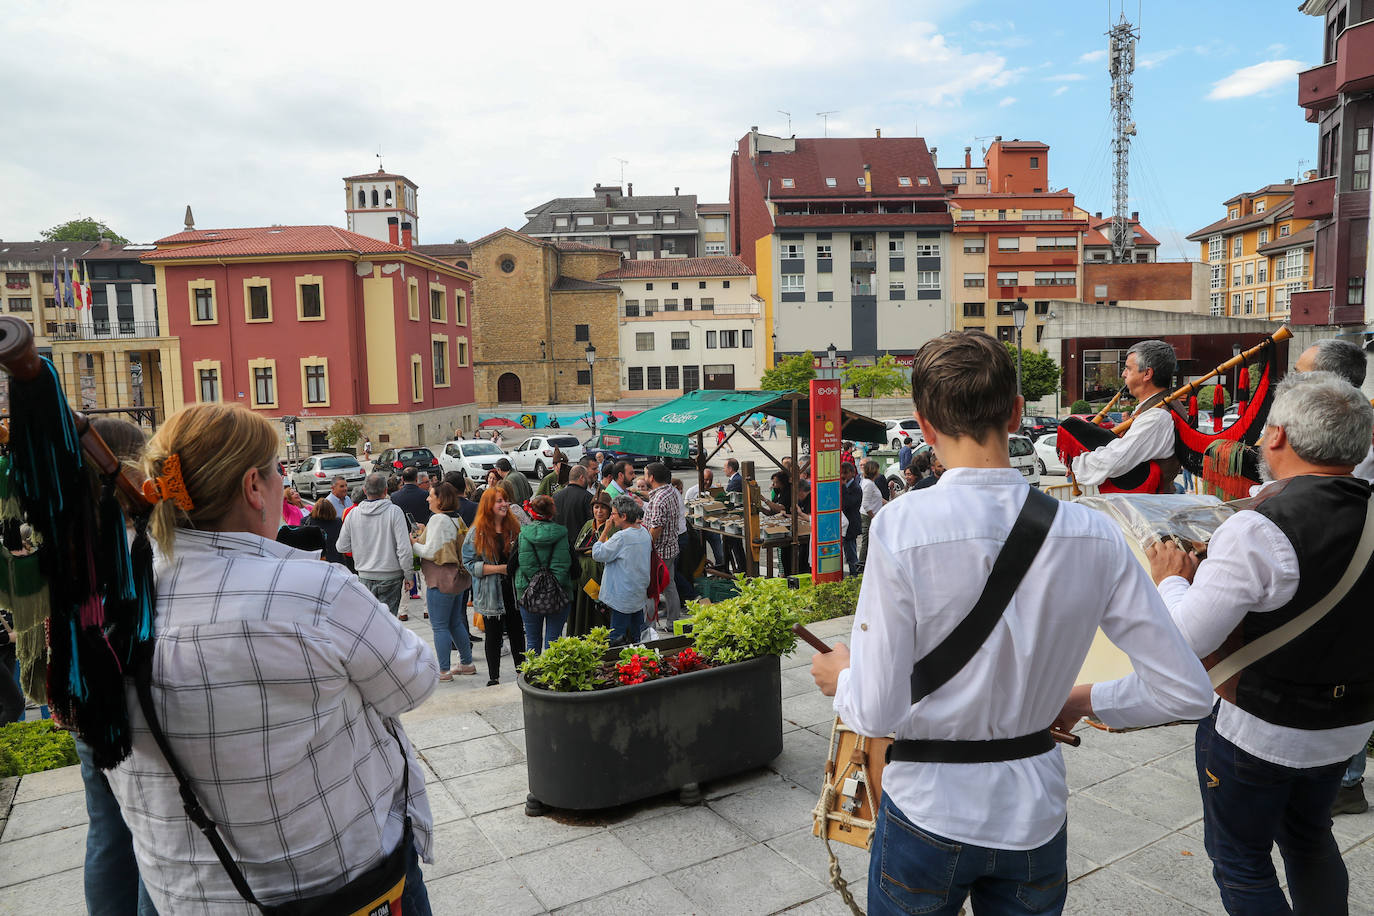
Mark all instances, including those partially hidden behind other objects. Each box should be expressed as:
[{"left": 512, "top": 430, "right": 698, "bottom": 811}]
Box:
[
  {"left": 827, "top": 342, "right": 838, "bottom": 380},
  {"left": 1010, "top": 298, "right": 1029, "bottom": 399},
  {"left": 585, "top": 343, "right": 597, "bottom": 437}
]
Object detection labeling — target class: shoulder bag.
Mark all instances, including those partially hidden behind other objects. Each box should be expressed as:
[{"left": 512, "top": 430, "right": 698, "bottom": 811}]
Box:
[
  {"left": 420, "top": 514, "right": 471, "bottom": 596},
  {"left": 520, "top": 538, "right": 567, "bottom": 616}
]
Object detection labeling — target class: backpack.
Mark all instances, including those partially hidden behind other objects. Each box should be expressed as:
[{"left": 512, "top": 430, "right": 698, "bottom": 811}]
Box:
[{"left": 520, "top": 539, "right": 567, "bottom": 616}]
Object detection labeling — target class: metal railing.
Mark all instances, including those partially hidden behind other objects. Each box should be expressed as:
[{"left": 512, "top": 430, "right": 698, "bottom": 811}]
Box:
[{"left": 50, "top": 320, "right": 162, "bottom": 341}]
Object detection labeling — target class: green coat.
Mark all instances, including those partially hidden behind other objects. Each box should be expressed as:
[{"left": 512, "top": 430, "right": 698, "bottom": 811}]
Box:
[
  {"left": 536, "top": 471, "right": 566, "bottom": 497},
  {"left": 515, "top": 519, "right": 573, "bottom": 597}
]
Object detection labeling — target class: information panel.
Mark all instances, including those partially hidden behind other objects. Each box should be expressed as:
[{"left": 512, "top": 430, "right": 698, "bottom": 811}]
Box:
[{"left": 809, "top": 379, "right": 844, "bottom": 581}]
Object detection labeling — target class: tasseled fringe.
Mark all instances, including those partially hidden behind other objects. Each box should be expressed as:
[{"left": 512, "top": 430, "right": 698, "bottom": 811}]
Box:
[
  {"left": 1203, "top": 440, "right": 1251, "bottom": 501},
  {"left": 129, "top": 513, "right": 156, "bottom": 648}
]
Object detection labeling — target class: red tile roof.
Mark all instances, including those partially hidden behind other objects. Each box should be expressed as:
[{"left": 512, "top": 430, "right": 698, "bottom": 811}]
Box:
[
  {"left": 142, "top": 225, "right": 463, "bottom": 273},
  {"left": 754, "top": 136, "right": 944, "bottom": 199},
  {"left": 1186, "top": 199, "right": 1294, "bottom": 240},
  {"left": 342, "top": 169, "right": 416, "bottom": 185},
  {"left": 597, "top": 256, "right": 753, "bottom": 280},
  {"left": 1256, "top": 224, "right": 1315, "bottom": 254},
  {"left": 1084, "top": 217, "right": 1161, "bottom": 248}
]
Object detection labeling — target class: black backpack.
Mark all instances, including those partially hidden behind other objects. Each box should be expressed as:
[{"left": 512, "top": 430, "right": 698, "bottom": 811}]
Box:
[{"left": 520, "top": 539, "right": 567, "bottom": 616}]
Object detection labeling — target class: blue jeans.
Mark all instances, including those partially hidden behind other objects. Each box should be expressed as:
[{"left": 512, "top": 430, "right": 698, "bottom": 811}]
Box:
[
  {"left": 843, "top": 535, "right": 860, "bottom": 576},
  {"left": 1196, "top": 709, "right": 1349, "bottom": 915},
  {"left": 401, "top": 838, "right": 431, "bottom": 916},
  {"left": 868, "top": 794, "right": 1067, "bottom": 915},
  {"left": 1341, "top": 735, "right": 1370, "bottom": 787},
  {"left": 426, "top": 588, "right": 472, "bottom": 669},
  {"left": 520, "top": 604, "right": 570, "bottom": 654},
  {"left": 75, "top": 738, "right": 159, "bottom": 916},
  {"left": 608, "top": 608, "right": 644, "bottom": 646}
]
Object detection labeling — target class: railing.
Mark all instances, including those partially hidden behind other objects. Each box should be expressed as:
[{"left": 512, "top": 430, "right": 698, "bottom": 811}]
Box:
[
  {"left": 50, "top": 320, "right": 162, "bottom": 341},
  {"left": 850, "top": 251, "right": 876, "bottom": 264},
  {"left": 709, "top": 301, "right": 762, "bottom": 315}
]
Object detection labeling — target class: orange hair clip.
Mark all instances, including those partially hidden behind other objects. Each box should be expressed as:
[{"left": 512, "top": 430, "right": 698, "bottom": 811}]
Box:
[{"left": 141, "top": 453, "right": 195, "bottom": 511}]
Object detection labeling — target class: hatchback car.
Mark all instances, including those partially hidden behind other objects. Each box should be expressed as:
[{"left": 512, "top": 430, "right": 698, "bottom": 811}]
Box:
[
  {"left": 1021, "top": 415, "right": 1060, "bottom": 441},
  {"left": 291, "top": 453, "right": 365, "bottom": 499},
  {"left": 884, "top": 418, "right": 923, "bottom": 449},
  {"left": 508, "top": 435, "right": 586, "bottom": 478},
  {"left": 439, "top": 439, "right": 508, "bottom": 480},
  {"left": 1033, "top": 433, "right": 1067, "bottom": 476},
  {"left": 373, "top": 446, "right": 441, "bottom": 478}
]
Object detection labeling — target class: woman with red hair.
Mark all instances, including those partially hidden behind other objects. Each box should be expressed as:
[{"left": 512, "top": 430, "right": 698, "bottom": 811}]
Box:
[{"left": 462, "top": 487, "right": 527, "bottom": 685}]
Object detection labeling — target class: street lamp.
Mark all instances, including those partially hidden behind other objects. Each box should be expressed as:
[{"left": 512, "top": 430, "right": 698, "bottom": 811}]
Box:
[
  {"left": 827, "top": 342, "right": 838, "bottom": 380},
  {"left": 1010, "top": 298, "right": 1029, "bottom": 398},
  {"left": 585, "top": 342, "right": 597, "bottom": 437}
]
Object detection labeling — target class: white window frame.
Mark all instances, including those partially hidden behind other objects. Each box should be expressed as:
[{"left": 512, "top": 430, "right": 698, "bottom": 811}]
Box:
[
  {"left": 997, "top": 237, "right": 1020, "bottom": 251},
  {"left": 916, "top": 270, "right": 940, "bottom": 290},
  {"left": 779, "top": 274, "right": 805, "bottom": 293},
  {"left": 897, "top": 176, "right": 911, "bottom": 186}
]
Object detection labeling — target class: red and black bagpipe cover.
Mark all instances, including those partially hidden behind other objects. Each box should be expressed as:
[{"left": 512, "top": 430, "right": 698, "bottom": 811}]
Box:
[
  {"left": 1174, "top": 341, "right": 1279, "bottom": 500},
  {"left": 1056, "top": 415, "right": 1166, "bottom": 494}
]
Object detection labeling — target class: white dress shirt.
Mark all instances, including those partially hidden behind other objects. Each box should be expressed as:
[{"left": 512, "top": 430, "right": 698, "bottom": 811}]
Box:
[
  {"left": 834, "top": 468, "right": 1213, "bottom": 850},
  {"left": 108, "top": 530, "right": 438, "bottom": 914},
  {"left": 1355, "top": 444, "right": 1374, "bottom": 485},
  {"left": 859, "top": 476, "right": 884, "bottom": 517},
  {"left": 1159, "top": 480, "right": 1374, "bottom": 769},
  {"left": 1073, "top": 402, "right": 1175, "bottom": 487}
]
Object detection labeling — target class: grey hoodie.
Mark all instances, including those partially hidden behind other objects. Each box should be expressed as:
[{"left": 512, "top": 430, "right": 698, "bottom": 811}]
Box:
[{"left": 337, "top": 497, "right": 412, "bottom": 580}]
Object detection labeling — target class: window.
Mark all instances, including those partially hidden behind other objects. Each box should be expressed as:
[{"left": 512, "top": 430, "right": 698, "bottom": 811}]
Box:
[
  {"left": 996, "top": 271, "right": 1018, "bottom": 286},
  {"left": 816, "top": 243, "right": 832, "bottom": 258},
  {"left": 190, "top": 281, "right": 216, "bottom": 323},
  {"left": 1254, "top": 200, "right": 1266, "bottom": 213},
  {"left": 251, "top": 360, "right": 276, "bottom": 408},
  {"left": 888, "top": 238, "right": 904, "bottom": 254},
  {"left": 1232, "top": 265, "right": 1243, "bottom": 286},
  {"left": 996, "top": 301, "right": 1014, "bottom": 316},
  {"left": 298, "top": 276, "right": 324, "bottom": 320},
  {"left": 1232, "top": 293, "right": 1242, "bottom": 312},
  {"left": 671, "top": 331, "right": 690, "bottom": 350},
  {"left": 1244, "top": 266, "right": 1254, "bottom": 286},
  {"left": 698, "top": 281, "right": 707, "bottom": 289},
  {"left": 781, "top": 241, "right": 804, "bottom": 258},
  {"left": 1034, "top": 300, "right": 1049, "bottom": 315},
  {"left": 636, "top": 214, "right": 653, "bottom": 225},
  {"left": 1208, "top": 235, "right": 1223, "bottom": 262},
  {"left": 704, "top": 242, "right": 726, "bottom": 255},
  {"left": 647, "top": 367, "right": 662, "bottom": 390},
  {"left": 858, "top": 177, "right": 866, "bottom": 187},
  {"left": 628, "top": 367, "right": 644, "bottom": 390},
  {"left": 244, "top": 279, "right": 271, "bottom": 321},
  {"left": 889, "top": 273, "right": 905, "bottom": 292},
  {"left": 1349, "top": 276, "right": 1365, "bottom": 306},
  {"left": 963, "top": 302, "right": 985, "bottom": 317},
  {"left": 824, "top": 177, "right": 837, "bottom": 188},
  {"left": 1229, "top": 208, "right": 1240, "bottom": 220},
  {"left": 963, "top": 273, "right": 985, "bottom": 288},
  {"left": 635, "top": 332, "right": 654, "bottom": 351},
  {"left": 1244, "top": 292, "right": 1254, "bottom": 315},
  {"left": 996, "top": 326, "right": 1014, "bottom": 342},
  {"left": 1210, "top": 293, "right": 1224, "bottom": 316},
  {"left": 671, "top": 282, "right": 679, "bottom": 290},
  {"left": 998, "top": 237, "right": 1020, "bottom": 251},
  {"left": 742, "top": 330, "right": 753, "bottom": 348},
  {"left": 917, "top": 176, "right": 930, "bottom": 186},
  {"left": 304, "top": 362, "right": 328, "bottom": 404},
  {"left": 1210, "top": 266, "right": 1223, "bottom": 290},
  {"left": 722, "top": 280, "right": 730, "bottom": 288},
  {"left": 665, "top": 366, "right": 680, "bottom": 389},
  {"left": 576, "top": 216, "right": 593, "bottom": 227},
  {"left": 705, "top": 330, "right": 717, "bottom": 349},
  {"left": 661, "top": 213, "right": 677, "bottom": 225},
  {"left": 1029, "top": 156, "right": 1040, "bottom": 169},
  {"left": 1256, "top": 290, "right": 1267, "bottom": 311},
  {"left": 720, "top": 330, "right": 739, "bottom": 348},
  {"left": 432, "top": 338, "right": 449, "bottom": 386},
  {"left": 577, "top": 369, "right": 591, "bottom": 385},
  {"left": 1033, "top": 271, "right": 1076, "bottom": 286},
  {"left": 195, "top": 362, "right": 221, "bottom": 403},
  {"left": 575, "top": 323, "right": 589, "bottom": 342},
  {"left": 952, "top": 173, "right": 967, "bottom": 185},
  {"left": 643, "top": 298, "right": 659, "bottom": 313},
  {"left": 780, "top": 274, "right": 804, "bottom": 293},
  {"left": 782, "top": 178, "right": 795, "bottom": 188},
  {"left": 897, "top": 176, "right": 911, "bottom": 187},
  {"left": 701, "top": 296, "right": 716, "bottom": 310},
  {"left": 1035, "top": 237, "right": 1075, "bottom": 251},
  {"left": 1279, "top": 224, "right": 1290, "bottom": 237},
  {"left": 1232, "top": 237, "right": 1243, "bottom": 257},
  {"left": 1258, "top": 263, "right": 1268, "bottom": 283},
  {"left": 624, "top": 299, "right": 640, "bottom": 317},
  {"left": 612, "top": 215, "right": 630, "bottom": 226},
  {"left": 916, "top": 271, "right": 940, "bottom": 290},
  {"left": 411, "top": 355, "right": 423, "bottom": 401},
  {"left": 7, "top": 297, "right": 31, "bottom": 311},
  {"left": 963, "top": 238, "right": 985, "bottom": 253},
  {"left": 455, "top": 289, "right": 468, "bottom": 325},
  {"left": 1355, "top": 127, "right": 1371, "bottom": 191},
  {"left": 430, "top": 288, "right": 444, "bottom": 321},
  {"left": 1258, "top": 229, "right": 1269, "bottom": 245},
  {"left": 914, "top": 242, "right": 939, "bottom": 257},
  {"left": 663, "top": 298, "right": 678, "bottom": 311},
  {"left": 555, "top": 217, "right": 569, "bottom": 228},
  {"left": 645, "top": 282, "right": 654, "bottom": 291}
]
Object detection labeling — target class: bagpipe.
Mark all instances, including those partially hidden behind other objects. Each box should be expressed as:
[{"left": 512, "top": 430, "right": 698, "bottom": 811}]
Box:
[
  {"left": 0, "top": 315, "right": 156, "bottom": 769},
  {"left": 1058, "top": 327, "right": 1291, "bottom": 498}
]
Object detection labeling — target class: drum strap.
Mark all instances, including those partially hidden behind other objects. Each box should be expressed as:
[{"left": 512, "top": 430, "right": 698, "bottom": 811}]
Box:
[{"left": 891, "top": 487, "right": 1058, "bottom": 765}]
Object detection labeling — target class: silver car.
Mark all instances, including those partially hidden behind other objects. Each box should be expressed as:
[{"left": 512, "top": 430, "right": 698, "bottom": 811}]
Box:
[{"left": 292, "top": 452, "right": 365, "bottom": 499}]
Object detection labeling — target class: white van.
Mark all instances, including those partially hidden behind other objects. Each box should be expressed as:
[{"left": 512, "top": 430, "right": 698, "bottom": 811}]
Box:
[{"left": 884, "top": 434, "right": 1041, "bottom": 494}]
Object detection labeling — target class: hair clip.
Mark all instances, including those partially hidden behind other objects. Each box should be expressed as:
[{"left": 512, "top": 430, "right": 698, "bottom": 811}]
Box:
[{"left": 141, "top": 453, "right": 195, "bottom": 511}]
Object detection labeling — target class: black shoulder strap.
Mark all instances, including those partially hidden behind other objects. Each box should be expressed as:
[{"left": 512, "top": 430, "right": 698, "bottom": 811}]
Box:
[{"left": 909, "top": 488, "right": 1058, "bottom": 705}]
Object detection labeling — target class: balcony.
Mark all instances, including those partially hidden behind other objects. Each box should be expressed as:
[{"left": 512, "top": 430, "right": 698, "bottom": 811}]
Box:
[
  {"left": 1336, "top": 19, "right": 1374, "bottom": 95},
  {"left": 1292, "top": 175, "right": 1336, "bottom": 220},
  {"left": 1299, "top": 61, "right": 1338, "bottom": 111},
  {"left": 849, "top": 251, "right": 877, "bottom": 267},
  {"left": 50, "top": 320, "right": 162, "bottom": 341},
  {"left": 1289, "top": 288, "right": 1332, "bottom": 325}
]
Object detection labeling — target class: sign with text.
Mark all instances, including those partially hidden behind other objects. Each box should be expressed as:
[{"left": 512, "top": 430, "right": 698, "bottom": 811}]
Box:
[{"left": 809, "top": 379, "right": 844, "bottom": 581}]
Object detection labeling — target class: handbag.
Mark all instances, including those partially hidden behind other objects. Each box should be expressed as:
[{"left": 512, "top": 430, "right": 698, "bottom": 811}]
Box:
[
  {"left": 420, "top": 516, "right": 471, "bottom": 596},
  {"left": 134, "top": 650, "right": 412, "bottom": 915}
]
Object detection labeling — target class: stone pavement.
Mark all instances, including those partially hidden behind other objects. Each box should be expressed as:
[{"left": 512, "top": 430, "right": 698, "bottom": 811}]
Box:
[{"left": 3, "top": 611, "right": 1374, "bottom": 914}]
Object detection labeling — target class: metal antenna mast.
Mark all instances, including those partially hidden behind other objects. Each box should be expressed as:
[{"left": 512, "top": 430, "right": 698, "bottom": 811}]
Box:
[
  {"left": 1107, "top": 11, "right": 1139, "bottom": 263},
  {"left": 777, "top": 110, "right": 792, "bottom": 136},
  {"left": 614, "top": 157, "right": 629, "bottom": 187},
  {"left": 816, "top": 111, "right": 838, "bottom": 137}
]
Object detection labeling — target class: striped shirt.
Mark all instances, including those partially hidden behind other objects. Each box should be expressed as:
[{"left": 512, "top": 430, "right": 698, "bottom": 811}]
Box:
[{"left": 106, "top": 529, "right": 438, "bottom": 914}]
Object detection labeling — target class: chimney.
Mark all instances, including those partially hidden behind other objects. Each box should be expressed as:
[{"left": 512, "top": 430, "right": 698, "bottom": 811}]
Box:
[
  {"left": 627, "top": 182, "right": 633, "bottom": 197},
  {"left": 876, "top": 128, "right": 882, "bottom": 138},
  {"left": 1131, "top": 211, "right": 1138, "bottom": 221},
  {"left": 1285, "top": 177, "right": 1294, "bottom": 185},
  {"left": 995, "top": 135, "right": 1002, "bottom": 142},
  {"left": 387, "top": 217, "right": 400, "bottom": 246},
  {"left": 964, "top": 147, "right": 972, "bottom": 168},
  {"left": 674, "top": 186, "right": 679, "bottom": 195},
  {"left": 931, "top": 146, "right": 938, "bottom": 164},
  {"left": 401, "top": 221, "right": 413, "bottom": 248},
  {"left": 1095, "top": 211, "right": 1102, "bottom": 219}
]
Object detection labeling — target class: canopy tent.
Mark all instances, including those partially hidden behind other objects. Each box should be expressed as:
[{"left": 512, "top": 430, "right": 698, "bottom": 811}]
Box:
[{"left": 596, "top": 389, "right": 887, "bottom": 458}]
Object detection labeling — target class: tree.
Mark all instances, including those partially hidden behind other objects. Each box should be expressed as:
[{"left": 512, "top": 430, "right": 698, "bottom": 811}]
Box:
[
  {"left": 1003, "top": 343, "right": 1060, "bottom": 402},
  {"left": 327, "top": 417, "right": 364, "bottom": 452},
  {"left": 40, "top": 218, "right": 128, "bottom": 244},
  {"left": 759, "top": 351, "right": 816, "bottom": 391},
  {"left": 1197, "top": 384, "right": 1233, "bottom": 410},
  {"left": 841, "top": 355, "right": 909, "bottom": 413},
  {"left": 1069, "top": 400, "right": 1092, "bottom": 415}
]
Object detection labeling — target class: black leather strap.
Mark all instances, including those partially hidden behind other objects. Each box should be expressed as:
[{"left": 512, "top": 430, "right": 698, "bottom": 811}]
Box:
[
  {"left": 887, "top": 730, "right": 1054, "bottom": 764},
  {"left": 909, "top": 488, "right": 1058, "bottom": 704}
]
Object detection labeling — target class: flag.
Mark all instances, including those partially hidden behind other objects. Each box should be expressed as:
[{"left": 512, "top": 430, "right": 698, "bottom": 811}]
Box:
[
  {"left": 71, "top": 262, "right": 85, "bottom": 311},
  {"left": 82, "top": 261, "right": 93, "bottom": 309},
  {"left": 52, "top": 257, "right": 60, "bottom": 307},
  {"left": 61, "top": 259, "right": 75, "bottom": 310}
]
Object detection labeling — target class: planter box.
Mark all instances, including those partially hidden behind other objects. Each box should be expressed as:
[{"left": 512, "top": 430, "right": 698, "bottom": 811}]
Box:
[{"left": 519, "top": 638, "right": 783, "bottom": 812}]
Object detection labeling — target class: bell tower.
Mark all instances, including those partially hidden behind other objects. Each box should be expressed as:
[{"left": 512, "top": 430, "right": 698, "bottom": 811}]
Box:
[{"left": 343, "top": 164, "right": 419, "bottom": 247}]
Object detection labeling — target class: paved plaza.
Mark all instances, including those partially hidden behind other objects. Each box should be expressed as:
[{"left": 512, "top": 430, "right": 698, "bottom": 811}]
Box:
[{"left": 3, "top": 611, "right": 1373, "bottom": 914}]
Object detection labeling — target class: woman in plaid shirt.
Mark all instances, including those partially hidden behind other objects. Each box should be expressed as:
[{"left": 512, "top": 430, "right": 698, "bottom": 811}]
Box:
[{"left": 106, "top": 404, "right": 440, "bottom": 915}]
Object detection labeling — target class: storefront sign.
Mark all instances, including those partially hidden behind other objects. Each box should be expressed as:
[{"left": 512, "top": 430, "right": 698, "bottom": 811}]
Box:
[{"left": 809, "top": 379, "right": 843, "bottom": 581}]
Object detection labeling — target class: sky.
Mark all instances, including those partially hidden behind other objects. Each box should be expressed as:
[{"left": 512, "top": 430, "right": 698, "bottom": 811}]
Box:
[{"left": 0, "top": 0, "right": 1323, "bottom": 261}]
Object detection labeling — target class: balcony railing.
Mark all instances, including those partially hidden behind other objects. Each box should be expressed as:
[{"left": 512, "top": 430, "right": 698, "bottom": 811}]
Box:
[
  {"left": 849, "top": 251, "right": 876, "bottom": 264},
  {"left": 50, "top": 320, "right": 162, "bottom": 341},
  {"left": 1293, "top": 175, "right": 1336, "bottom": 220},
  {"left": 1298, "top": 60, "right": 1338, "bottom": 111}
]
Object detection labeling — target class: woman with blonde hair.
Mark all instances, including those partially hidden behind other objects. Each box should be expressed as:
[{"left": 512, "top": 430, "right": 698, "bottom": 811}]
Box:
[
  {"left": 462, "top": 486, "right": 526, "bottom": 685},
  {"left": 105, "top": 403, "right": 438, "bottom": 914}
]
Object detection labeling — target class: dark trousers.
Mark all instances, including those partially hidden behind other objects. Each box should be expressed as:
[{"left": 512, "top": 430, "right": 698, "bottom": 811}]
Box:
[
  {"left": 481, "top": 612, "right": 526, "bottom": 682},
  {"left": 1196, "top": 709, "right": 1350, "bottom": 915},
  {"left": 0, "top": 649, "right": 24, "bottom": 726}
]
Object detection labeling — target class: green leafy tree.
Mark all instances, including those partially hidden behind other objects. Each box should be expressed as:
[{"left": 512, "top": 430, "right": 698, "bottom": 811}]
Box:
[
  {"left": 327, "top": 416, "right": 365, "bottom": 452},
  {"left": 1003, "top": 343, "right": 1061, "bottom": 402},
  {"left": 1197, "top": 384, "right": 1233, "bottom": 410},
  {"left": 841, "top": 355, "right": 909, "bottom": 413},
  {"left": 759, "top": 350, "right": 816, "bottom": 391},
  {"left": 40, "top": 218, "right": 128, "bottom": 244},
  {"left": 1069, "top": 399, "right": 1092, "bottom": 414}
]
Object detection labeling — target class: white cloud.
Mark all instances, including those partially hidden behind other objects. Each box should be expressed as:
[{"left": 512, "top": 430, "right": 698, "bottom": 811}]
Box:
[
  {"left": 1079, "top": 49, "right": 1107, "bottom": 63},
  {"left": 999, "top": 96, "right": 1018, "bottom": 107},
  {"left": 1207, "top": 59, "right": 1307, "bottom": 100},
  {"left": 1044, "top": 73, "right": 1087, "bottom": 82},
  {"left": 1052, "top": 85, "right": 1071, "bottom": 97},
  {"left": 1139, "top": 48, "right": 1183, "bottom": 69}
]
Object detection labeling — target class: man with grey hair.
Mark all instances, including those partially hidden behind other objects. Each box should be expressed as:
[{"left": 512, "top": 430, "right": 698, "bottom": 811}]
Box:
[
  {"left": 1070, "top": 339, "right": 1182, "bottom": 493},
  {"left": 1296, "top": 337, "right": 1374, "bottom": 484},
  {"left": 592, "top": 495, "right": 652, "bottom": 645},
  {"left": 1148, "top": 371, "right": 1374, "bottom": 914},
  {"left": 338, "top": 471, "right": 415, "bottom": 619}
]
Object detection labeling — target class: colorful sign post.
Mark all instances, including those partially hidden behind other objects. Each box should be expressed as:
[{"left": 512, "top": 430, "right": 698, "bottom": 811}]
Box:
[{"left": 809, "top": 378, "right": 844, "bottom": 581}]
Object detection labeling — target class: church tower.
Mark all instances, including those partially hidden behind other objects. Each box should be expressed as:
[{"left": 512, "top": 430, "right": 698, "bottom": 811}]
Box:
[{"left": 343, "top": 166, "right": 419, "bottom": 246}]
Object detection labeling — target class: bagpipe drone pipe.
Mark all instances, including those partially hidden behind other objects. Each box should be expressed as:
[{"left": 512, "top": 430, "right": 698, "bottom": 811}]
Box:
[{"left": 0, "top": 316, "right": 155, "bottom": 769}]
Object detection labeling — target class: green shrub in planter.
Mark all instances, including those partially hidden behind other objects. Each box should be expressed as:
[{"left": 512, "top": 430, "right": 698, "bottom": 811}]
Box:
[
  {"left": 519, "top": 627, "right": 610, "bottom": 691},
  {"left": 1069, "top": 400, "right": 1091, "bottom": 415},
  {"left": 0, "top": 720, "right": 78, "bottom": 777},
  {"left": 689, "top": 575, "right": 798, "bottom": 664}
]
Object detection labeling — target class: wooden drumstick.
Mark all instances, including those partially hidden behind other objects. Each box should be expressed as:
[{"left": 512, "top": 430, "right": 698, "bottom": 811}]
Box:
[{"left": 791, "top": 624, "right": 1081, "bottom": 747}]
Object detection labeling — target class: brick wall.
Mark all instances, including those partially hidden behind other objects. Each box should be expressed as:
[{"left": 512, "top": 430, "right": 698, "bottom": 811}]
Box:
[{"left": 1084, "top": 262, "right": 1196, "bottom": 302}]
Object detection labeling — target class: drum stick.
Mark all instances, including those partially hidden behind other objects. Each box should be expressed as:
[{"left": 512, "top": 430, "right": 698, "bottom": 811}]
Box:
[{"left": 791, "top": 625, "right": 1080, "bottom": 747}]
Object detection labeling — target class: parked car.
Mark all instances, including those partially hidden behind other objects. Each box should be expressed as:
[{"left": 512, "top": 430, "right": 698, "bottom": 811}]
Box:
[
  {"left": 885, "top": 435, "right": 1040, "bottom": 494},
  {"left": 1033, "top": 433, "right": 1067, "bottom": 477},
  {"left": 1020, "top": 415, "right": 1060, "bottom": 441},
  {"left": 1065, "top": 412, "right": 1120, "bottom": 431},
  {"left": 439, "top": 439, "right": 508, "bottom": 480},
  {"left": 508, "top": 434, "right": 586, "bottom": 478},
  {"left": 1202, "top": 408, "right": 1241, "bottom": 433},
  {"left": 583, "top": 434, "right": 698, "bottom": 470},
  {"left": 884, "top": 418, "right": 923, "bottom": 449},
  {"left": 373, "top": 446, "right": 441, "bottom": 478},
  {"left": 291, "top": 452, "right": 365, "bottom": 499}
]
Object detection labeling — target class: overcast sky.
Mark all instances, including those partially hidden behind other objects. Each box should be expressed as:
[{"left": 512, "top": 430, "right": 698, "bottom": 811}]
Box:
[{"left": 1, "top": 1, "right": 1321, "bottom": 259}]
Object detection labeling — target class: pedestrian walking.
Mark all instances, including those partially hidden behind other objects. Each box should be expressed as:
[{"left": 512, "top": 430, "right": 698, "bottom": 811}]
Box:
[{"left": 337, "top": 472, "right": 416, "bottom": 620}]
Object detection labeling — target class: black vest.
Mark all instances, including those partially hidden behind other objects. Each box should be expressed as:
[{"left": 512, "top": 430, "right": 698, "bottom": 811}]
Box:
[{"left": 1229, "top": 475, "right": 1374, "bottom": 729}]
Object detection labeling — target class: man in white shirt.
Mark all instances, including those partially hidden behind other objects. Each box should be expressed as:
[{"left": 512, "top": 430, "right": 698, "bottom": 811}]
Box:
[
  {"left": 856, "top": 458, "right": 885, "bottom": 573},
  {"left": 1148, "top": 371, "right": 1374, "bottom": 915},
  {"left": 1065, "top": 339, "right": 1182, "bottom": 493},
  {"left": 812, "top": 330, "right": 1212, "bottom": 916}
]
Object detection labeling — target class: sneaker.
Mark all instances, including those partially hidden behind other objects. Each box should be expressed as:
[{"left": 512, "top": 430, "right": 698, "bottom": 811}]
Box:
[
  {"left": 438, "top": 671, "right": 453, "bottom": 682},
  {"left": 1332, "top": 781, "right": 1368, "bottom": 816},
  {"left": 398, "top": 613, "right": 409, "bottom": 621},
  {"left": 451, "top": 663, "right": 478, "bottom": 676},
  {"left": 486, "top": 678, "right": 500, "bottom": 687}
]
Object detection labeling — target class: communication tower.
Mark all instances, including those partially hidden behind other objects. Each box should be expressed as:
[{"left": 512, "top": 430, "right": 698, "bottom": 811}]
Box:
[{"left": 1107, "top": 12, "right": 1139, "bottom": 263}]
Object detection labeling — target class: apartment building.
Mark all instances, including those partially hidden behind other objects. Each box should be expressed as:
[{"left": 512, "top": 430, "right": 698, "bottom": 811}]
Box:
[
  {"left": 729, "top": 127, "right": 953, "bottom": 365},
  {"left": 1082, "top": 213, "right": 1160, "bottom": 263},
  {"left": 697, "top": 203, "right": 731, "bottom": 257},
  {"left": 519, "top": 185, "right": 699, "bottom": 260},
  {"left": 1186, "top": 181, "right": 1314, "bottom": 321},
  {"left": 598, "top": 256, "right": 764, "bottom": 395},
  {"left": 1294, "top": 0, "right": 1372, "bottom": 327}
]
